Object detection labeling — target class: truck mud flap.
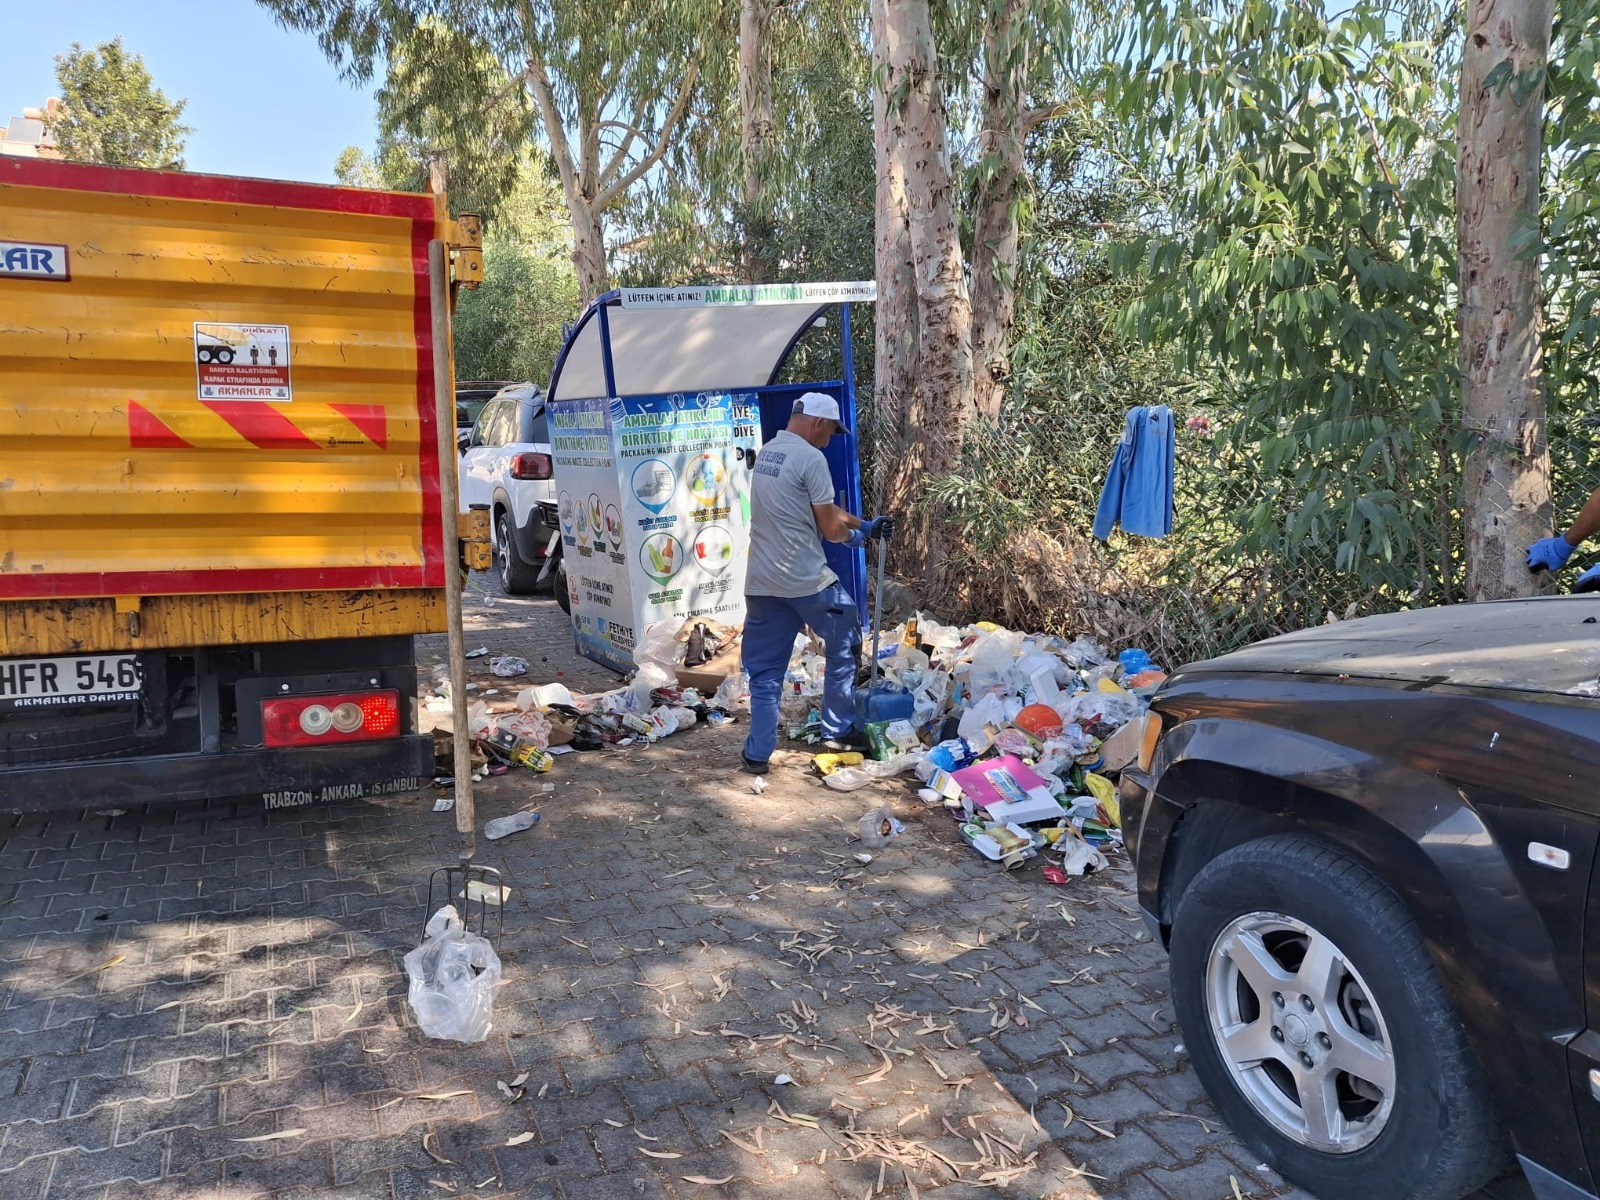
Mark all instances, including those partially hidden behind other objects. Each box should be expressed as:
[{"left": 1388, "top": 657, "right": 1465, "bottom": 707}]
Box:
[{"left": 0, "top": 735, "right": 432, "bottom": 814}]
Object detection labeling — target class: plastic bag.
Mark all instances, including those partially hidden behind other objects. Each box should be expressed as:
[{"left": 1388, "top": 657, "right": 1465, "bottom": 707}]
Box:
[
  {"left": 857, "top": 806, "right": 905, "bottom": 847},
  {"left": 404, "top": 906, "right": 502, "bottom": 1043},
  {"left": 634, "top": 623, "right": 684, "bottom": 672},
  {"left": 821, "top": 751, "right": 923, "bottom": 792},
  {"left": 963, "top": 628, "right": 1026, "bottom": 694},
  {"left": 1059, "top": 636, "right": 1112, "bottom": 668},
  {"left": 956, "top": 693, "right": 1008, "bottom": 751},
  {"left": 490, "top": 656, "right": 529, "bottom": 677},
  {"left": 712, "top": 671, "right": 749, "bottom": 713},
  {"left": 1060, "top": 837, "right": 1109, "bottom": 877}
]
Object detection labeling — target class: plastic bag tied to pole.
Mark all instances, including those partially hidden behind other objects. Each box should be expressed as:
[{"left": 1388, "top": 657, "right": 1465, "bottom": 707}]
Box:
[{"left": 404, "top": 905, "right": 503, "bottom": 1043}]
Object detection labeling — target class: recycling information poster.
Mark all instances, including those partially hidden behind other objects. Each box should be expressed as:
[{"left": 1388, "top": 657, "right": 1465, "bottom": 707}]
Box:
[{"left": 550, "top": 391, "right": 756, "bottom": 673}]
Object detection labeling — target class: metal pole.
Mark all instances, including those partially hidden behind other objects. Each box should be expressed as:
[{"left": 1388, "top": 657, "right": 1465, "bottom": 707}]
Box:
[
  {"left": 429, "top": 238, "right": 475, "bottom": 863},
  {"left": 869, "top": 536, "right": 886, "bottom": 690}
]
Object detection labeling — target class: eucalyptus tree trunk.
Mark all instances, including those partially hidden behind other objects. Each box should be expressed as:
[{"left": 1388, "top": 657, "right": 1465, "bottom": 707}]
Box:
[
  {"left": 970, "top": 0, "right": 1031, "bottom": 420},
  {"left": 874, "top": 0, "right": 975, "bottom": 577},
  {"left": 740, "top": 0, "right": 777, "bottom": 281},
  {"left": 872, "top": 0, "right": 919, "bottom": 520},
  {"left": 1458, "top": 0, "right": 1555, "bottom": 601}
]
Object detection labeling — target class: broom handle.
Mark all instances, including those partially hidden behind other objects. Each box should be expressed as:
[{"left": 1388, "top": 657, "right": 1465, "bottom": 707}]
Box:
[{"left": 429, "top": 238, "right": 475, "bottom": 865}]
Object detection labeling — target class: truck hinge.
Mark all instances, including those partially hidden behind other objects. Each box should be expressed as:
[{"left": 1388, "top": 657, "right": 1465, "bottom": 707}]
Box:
[
  {"left": 446, "top": 212, "right": 484, "bottom": 293},
  {"left": 458, "top": 505, "right": 492, "bottom": 573},
  {"left": 114, "top": 595, "right": 143, "bottom": 639}
]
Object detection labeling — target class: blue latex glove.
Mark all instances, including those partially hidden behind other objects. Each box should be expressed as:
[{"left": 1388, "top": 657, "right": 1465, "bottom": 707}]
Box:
[
  {"left": 845, "top": 527, "right": 866, "bottom": 549},
  {"left": 1527, "top": 536, "right": 1576, "bottom": 573},
  {"left": 1576, "top": 565, "right": 1600, "bottom": 594}
]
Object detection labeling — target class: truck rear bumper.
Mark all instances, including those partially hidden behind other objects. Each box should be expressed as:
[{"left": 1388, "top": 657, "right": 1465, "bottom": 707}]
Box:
[{"left": 0, "top": 734, "right": 432, "bottom": 813}]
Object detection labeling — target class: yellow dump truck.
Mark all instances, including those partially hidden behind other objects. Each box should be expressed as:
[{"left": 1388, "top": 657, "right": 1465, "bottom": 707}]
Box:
[{"left": 0, "top": 157, "right": 474, "bottom": 811}]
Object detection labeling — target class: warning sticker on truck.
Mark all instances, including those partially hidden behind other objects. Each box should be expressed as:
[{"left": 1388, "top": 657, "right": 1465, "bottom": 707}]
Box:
[{"left": 194, "top": 322, "right": 292, "bottom": 400}]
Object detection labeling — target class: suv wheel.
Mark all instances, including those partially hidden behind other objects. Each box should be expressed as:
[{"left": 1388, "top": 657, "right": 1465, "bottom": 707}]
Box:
[
  {"left": 495, "top": 510, "right": 542, "bottom": 595},
  {"left": 1169, "top": 835, "right": 1504, "bottom": 1200}
]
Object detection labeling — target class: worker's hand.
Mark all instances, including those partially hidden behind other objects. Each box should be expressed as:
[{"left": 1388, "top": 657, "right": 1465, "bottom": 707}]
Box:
[
  {"left": 1527, "top": 536, "right": 1576, "bottom": 573},
  {"left": 862, "top": 515, "right": 896, "bottom": 542},
  {"left": 1576, "top": 565, "right": 1600, "bottom": 594}
]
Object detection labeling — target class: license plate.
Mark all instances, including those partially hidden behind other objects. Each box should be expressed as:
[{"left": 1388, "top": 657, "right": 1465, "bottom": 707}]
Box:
[{"left": 0, "top": 655, "right": 143, "bottom": 710}]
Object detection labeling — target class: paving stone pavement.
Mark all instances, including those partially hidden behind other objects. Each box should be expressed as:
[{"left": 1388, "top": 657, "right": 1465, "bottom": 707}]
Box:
[{"left": 0, "top": 582, "right": 1533, "bottom": 1200}]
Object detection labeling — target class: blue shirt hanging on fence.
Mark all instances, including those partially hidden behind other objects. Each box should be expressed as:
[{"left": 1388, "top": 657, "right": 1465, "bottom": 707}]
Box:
[{"left": 1092, "top": 405, "right": 1174, "bottom": 540}]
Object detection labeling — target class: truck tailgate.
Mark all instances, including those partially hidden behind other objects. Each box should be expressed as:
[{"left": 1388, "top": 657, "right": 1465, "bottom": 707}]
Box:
[{"left": 0, "top": 159, "right": 447, "bottom": 604}]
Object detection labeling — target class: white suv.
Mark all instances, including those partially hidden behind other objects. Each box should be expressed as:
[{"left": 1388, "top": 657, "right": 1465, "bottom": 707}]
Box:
[{"left": 459, "top": 383, "right": 559, "bottom": 594}]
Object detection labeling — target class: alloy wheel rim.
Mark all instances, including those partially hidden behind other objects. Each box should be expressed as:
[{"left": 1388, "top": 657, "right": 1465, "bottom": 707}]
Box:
[
  {"left": 1204, "top": 911, "right": 1396, "bottom": 1153},
  {"left": 497, "top": 515, "right": 513, "bottom": 589}
]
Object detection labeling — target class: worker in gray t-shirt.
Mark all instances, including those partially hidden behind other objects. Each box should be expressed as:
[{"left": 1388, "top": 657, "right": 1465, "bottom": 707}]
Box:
[{"left": 740, "top": 393, "right": 893, "bottom": 773}]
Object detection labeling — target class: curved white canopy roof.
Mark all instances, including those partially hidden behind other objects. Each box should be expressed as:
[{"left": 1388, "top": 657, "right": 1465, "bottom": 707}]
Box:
[{"left": 546, "top": 283, "right": 875, "bottom": 402}]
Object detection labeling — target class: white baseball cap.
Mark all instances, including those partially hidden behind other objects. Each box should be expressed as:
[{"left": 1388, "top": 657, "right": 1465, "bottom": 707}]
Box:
[{"left": 793, "top": 392, "right": 842, "bottom": 424}]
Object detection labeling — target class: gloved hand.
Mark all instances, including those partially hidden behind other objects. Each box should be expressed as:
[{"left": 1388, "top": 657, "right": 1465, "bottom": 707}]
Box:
[
  {"left": 1576, "top": 565, "right": 1600, "bottom": 594},
  {"left": 861, "top": 515, "right": 896, "bottom": 542},
  {"left": 1527, "top": 536, "right": 1576, "bottom": 573}
]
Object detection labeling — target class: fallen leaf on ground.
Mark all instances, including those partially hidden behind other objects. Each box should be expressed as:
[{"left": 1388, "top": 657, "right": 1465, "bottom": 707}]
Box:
[
  {"left": 506, "top": 1132, "right": 535, "bottom": 1147},
  {"left": 682, "top": 1175, "right": 735, "bottom": 1185},
  {"left": 639, "top": 1149, "right": 683, "bottom": 1159},
  {"left": 59, "top": 954, "right": 127, "bottom": 984},
  {"left": 417, "top": 1091, "right": 472, "bottom": 1101},
  {"left": 231, "top": 1129, "right": 306, "bottom": 1143}
]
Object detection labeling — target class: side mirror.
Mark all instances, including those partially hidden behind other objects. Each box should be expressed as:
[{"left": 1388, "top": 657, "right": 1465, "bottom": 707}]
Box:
[{"left": 457, "top": 429, "right": 472, "bottom": 454}]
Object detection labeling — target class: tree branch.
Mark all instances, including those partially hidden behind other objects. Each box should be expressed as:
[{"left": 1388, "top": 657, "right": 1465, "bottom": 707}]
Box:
[
  {"left": 596, "top": 59, "right": 702, "bottom": 208},
  {"left": 526, "top": 49, "right": 579, "bottom": 202},
  {"left": 1020, "top": 101, "right": 1069, "bottom": 132},
  {"left": 599, "top": 100, "right": 651, "bottom": 183}
]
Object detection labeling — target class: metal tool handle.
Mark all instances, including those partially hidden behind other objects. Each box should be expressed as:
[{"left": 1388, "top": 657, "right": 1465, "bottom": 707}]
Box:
[
  {"left": 869, "top": 534, "right": 886, "bottom": 689},
  {"left": 429, "top": 237, "right": 475, "bottom": 864}
]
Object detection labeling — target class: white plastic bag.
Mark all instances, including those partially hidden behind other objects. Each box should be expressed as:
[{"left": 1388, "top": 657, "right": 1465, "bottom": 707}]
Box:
[
  {"left": 404, "top": 905, "right": 502, "bottom": 1043},
  {"left": 634, "top": 623, "right": 683, "bottom": 672},
  {"left": 821, "top": 751, "right": 923, "bottom": 792},
  {"left": 712, "top": 671, "right": 749, "bottom": 713}
]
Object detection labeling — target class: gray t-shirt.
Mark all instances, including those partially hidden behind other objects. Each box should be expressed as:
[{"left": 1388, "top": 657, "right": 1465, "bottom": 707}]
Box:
[{"left": 745, "top": 430, "right": 839, "bottom": 598}]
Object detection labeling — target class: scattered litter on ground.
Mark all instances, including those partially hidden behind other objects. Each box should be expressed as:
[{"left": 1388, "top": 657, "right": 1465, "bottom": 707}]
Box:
[{"left": 483, "top": 810, "right": 540, "bottom": 841}]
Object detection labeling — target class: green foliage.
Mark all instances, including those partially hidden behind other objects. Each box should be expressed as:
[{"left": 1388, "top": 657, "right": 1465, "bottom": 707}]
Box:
[
  {"left": 333, "top": 137, "right": 579, "bottom": 384},
  {"left": 1102, "top": 0, "right": 1464, "bottom": 605},
  {"left": 1539, "top": 0, "right": 1600, "bottom": 525},
  {"left": 452, "top": 169, "right": 580, "bottom": 386},
  {"left": 46, "top": 38, "right": 191, "bottom": 169}
]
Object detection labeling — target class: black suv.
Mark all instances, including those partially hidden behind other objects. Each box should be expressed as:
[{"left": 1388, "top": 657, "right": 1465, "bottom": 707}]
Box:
[{"left": 1120, "top": 596, "right": 1600, "bottom": 1200}]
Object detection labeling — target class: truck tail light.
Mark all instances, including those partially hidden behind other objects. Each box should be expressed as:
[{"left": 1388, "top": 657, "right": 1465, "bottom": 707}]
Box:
[
  {"left": 262, "top": 691, "right": 400, "bottom": 748},
  {"left": 510, "top": 452, "right": 553, "bottom": 480}
]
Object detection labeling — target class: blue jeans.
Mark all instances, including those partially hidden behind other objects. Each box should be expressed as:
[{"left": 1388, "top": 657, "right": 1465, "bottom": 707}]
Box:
[{"left": 742, "top": 584, "right": 861, "bottom": 763}]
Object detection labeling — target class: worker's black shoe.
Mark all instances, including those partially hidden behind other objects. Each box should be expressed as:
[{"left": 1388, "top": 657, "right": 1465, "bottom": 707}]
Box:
[{"left": 741, "top": 755, "right": 770, "bottom": 775}]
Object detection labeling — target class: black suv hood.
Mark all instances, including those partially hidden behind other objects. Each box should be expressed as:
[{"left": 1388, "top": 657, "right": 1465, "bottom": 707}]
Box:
[{"left": 1172, "top": 595, "right": 1600, "bottom": 696}]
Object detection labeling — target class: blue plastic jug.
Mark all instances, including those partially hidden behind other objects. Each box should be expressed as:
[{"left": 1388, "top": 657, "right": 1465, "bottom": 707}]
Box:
[{"left": 856, "top": 685, "right": 914, "bottom": 730}]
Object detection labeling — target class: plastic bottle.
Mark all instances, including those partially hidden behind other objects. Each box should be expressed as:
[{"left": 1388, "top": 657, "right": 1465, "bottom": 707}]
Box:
[{"left": 483, "top": 810, "right": 540, "bottom": 840}]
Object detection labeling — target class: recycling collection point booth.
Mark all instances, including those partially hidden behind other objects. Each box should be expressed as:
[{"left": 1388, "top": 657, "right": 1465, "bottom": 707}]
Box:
[{"left": 545, "top": 282, "right": 875, "bottom": 674}]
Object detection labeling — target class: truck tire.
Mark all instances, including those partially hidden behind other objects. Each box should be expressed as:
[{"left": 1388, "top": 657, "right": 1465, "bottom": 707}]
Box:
[
  {"left": 1168, "top": 834, "right": 1505, "bottom": 1200},
  {"left": 496, "top": 510, "right": 542, "bottom": 595}
]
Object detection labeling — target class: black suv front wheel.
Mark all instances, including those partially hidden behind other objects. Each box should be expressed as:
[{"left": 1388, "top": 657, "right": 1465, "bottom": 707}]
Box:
[{"left": 1169, "top": 835, "right": 1504, "bottom": 1200}]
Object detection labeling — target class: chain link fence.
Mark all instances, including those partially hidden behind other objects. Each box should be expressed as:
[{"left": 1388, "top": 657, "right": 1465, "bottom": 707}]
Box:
[{"left": 856, "top": 392, "right": 1600, "bottom": 669}]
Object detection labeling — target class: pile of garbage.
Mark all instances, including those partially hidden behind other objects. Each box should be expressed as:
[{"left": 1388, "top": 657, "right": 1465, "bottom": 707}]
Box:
[
  {"left": 424, "top": 618, "right": 751, "bottom": 789},
  {"left": 425, "top": 610, "right": 1163, "bottom": 883},
  {"left": 792, "top": 617, "right": 1165, "bottom": 877}
]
